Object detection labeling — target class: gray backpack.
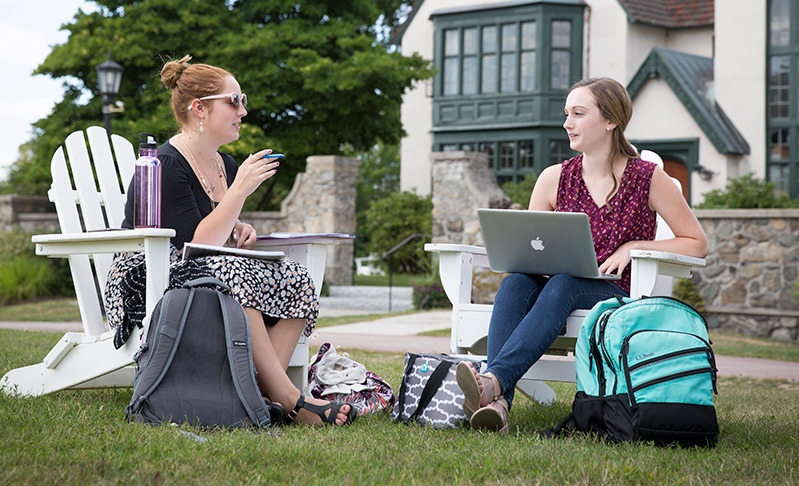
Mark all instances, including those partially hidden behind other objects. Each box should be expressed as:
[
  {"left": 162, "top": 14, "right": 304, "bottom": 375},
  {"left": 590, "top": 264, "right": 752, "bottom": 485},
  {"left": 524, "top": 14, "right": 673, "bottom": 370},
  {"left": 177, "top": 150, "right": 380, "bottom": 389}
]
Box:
[{"left": 125, "top": 278, "right": 284, "bottom": 429}]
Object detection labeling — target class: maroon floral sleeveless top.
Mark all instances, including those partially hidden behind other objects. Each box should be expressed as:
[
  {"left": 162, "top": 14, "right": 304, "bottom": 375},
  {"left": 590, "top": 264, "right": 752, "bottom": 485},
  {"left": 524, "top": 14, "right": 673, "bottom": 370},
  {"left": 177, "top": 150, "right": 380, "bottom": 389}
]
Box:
[{"left": 555, "top": 155, "right": 657, "bottom": 293}]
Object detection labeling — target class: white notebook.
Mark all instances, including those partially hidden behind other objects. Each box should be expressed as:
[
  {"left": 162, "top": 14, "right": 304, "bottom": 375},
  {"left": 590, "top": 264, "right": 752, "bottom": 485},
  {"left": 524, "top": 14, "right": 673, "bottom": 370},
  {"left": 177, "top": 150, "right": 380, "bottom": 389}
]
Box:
[
  {"left": 257, "top": 232, "right": 355, "bottom": 240},
  {"left": 182, "top": 243, "right": 284, "bottom": 261}
]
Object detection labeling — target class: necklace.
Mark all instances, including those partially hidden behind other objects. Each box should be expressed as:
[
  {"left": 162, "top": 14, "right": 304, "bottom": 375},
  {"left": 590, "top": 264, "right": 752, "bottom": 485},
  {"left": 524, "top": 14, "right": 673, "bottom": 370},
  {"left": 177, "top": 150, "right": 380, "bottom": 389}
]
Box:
[{"left": 178, "top": 135, "right": 227, "bottom": 206}]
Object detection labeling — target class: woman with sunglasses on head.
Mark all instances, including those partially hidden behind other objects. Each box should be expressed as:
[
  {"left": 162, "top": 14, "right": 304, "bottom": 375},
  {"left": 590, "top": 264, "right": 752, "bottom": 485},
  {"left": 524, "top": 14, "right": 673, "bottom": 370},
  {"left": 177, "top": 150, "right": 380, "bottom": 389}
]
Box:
[
  {"left": 104, "top": 55, "right": 355, "bottom": 427},
  {"left": 456, "top": 77, "right": 708, "bottom": 433}
]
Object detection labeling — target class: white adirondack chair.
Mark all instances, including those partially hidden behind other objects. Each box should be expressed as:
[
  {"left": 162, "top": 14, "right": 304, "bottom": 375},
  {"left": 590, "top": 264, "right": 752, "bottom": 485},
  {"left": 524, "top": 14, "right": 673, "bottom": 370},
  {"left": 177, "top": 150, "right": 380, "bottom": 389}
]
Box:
[
  {"left": 425, "top": 157, "right": 706, "bottom": 405},
  {"left": 0, "top": 126, "right": 331, "bottom": 396}
]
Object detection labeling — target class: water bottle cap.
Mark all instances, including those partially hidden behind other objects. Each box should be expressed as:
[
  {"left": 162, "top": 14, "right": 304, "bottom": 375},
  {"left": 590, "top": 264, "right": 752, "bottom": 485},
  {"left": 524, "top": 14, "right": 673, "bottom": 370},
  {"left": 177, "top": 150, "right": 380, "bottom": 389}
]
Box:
[{"left": 138, "top": 133, "right": 158, "bottom": 149}]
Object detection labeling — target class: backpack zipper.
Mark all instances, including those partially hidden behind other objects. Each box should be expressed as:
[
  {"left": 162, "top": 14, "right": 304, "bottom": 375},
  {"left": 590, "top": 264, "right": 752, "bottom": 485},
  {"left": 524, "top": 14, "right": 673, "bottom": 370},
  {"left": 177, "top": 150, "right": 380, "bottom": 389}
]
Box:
[
  {"left": 590, "top": 310, "right": 616, "bottom": 395},
  {"left": 627, "top": 346, "right": 709, "bottom": 373},
  {"left": 626, "top": 367, "right": 716, "bottom": 408},
  {"left": 620, "top": 330, "right": 718, "bottom": 408},
  {"left": 597, "top": 311, "right": 619, "bottom": 393}
]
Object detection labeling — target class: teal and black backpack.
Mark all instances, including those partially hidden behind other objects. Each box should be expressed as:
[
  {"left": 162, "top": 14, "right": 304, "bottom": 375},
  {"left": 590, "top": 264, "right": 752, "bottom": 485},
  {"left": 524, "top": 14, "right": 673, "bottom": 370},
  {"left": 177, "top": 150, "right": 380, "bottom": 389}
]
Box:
[{"left": 548, "top": 296, "right": 719, "bottom": 447}]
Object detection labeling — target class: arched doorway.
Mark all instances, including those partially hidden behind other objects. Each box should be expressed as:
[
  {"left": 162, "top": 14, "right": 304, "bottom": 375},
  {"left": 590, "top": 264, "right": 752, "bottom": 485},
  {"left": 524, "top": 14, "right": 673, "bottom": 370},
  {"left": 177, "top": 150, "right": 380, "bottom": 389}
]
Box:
[{"left": 663, "top": 158, "right": 689, "bottom": 201}]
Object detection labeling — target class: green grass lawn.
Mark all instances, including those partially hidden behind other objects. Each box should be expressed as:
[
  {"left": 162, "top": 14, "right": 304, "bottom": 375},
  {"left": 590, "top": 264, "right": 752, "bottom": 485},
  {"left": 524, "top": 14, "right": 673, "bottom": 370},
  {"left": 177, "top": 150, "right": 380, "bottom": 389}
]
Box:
[
  {"left": 353, "top": 273, "right": 426, "bottom": 287},
  {"left": 0, "top": 298, "right": 81, "bottom": 322},
  {"left": 3, "top": 298, "right": 799, "bottom": 363},
  {"left": 1, "top": 328, "right": 798, "bottom": 485}
]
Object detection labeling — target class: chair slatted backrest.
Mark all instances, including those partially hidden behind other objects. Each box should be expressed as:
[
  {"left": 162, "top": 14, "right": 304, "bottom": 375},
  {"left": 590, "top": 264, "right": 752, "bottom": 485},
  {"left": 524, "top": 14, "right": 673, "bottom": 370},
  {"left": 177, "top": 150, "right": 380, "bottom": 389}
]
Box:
[{"left": 48, "top": 127, "right": 137, "bottom": 334}]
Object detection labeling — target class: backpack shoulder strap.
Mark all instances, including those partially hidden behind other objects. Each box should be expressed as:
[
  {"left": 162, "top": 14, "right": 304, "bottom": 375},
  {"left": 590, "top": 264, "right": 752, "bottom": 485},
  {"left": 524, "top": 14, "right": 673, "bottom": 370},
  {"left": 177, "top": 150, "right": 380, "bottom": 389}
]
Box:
[
  {"left": 126, "top": 288, "right": 195, "bottom": 418},
  {"left": 218, "top": 291, "right": 272, "bottom": 428}
]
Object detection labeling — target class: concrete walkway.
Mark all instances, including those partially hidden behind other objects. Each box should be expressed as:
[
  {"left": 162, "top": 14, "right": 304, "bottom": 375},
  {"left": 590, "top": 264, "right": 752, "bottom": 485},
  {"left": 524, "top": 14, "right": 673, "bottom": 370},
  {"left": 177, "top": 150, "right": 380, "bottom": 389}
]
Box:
[{"left": 1, "top": 308, "right": 797, "bottom": 382}]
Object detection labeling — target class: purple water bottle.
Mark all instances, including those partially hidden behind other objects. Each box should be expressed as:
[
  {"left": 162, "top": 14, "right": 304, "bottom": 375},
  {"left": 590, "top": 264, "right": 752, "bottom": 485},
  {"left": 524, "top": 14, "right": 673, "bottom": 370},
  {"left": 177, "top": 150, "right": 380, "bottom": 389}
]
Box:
[{"left": 134, "top": 133, "right": 161, "bottom": 228}]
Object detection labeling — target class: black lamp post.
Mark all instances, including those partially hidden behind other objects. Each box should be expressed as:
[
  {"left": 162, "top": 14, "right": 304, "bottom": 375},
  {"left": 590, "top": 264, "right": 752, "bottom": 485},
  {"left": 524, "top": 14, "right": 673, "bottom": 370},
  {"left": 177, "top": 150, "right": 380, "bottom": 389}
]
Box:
[{"left": 96, "top": 52, "right": 124, "bottom": 134}]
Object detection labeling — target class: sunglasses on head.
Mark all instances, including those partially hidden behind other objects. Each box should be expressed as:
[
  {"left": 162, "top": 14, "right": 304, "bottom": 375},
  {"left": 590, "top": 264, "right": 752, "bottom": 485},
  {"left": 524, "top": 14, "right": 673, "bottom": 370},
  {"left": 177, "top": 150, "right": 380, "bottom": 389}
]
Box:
[{"left": 187, "top": 92, "right": 248, "bottom": 110}]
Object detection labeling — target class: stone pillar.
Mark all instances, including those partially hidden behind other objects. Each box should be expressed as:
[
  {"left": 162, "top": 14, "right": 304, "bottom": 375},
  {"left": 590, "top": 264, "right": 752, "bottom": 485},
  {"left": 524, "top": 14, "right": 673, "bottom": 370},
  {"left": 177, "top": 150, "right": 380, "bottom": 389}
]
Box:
[
  {"left": 243, "top": 155, "right": 360, "bottom": 285},
  {"left": 429, "top": 151, "right": 511, "bottom": 246}
]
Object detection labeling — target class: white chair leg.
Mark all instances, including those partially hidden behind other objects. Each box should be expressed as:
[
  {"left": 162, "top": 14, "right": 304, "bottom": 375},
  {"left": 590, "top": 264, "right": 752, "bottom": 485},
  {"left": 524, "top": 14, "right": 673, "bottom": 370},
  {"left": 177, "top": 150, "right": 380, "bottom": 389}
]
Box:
[{"left": 515, "top": 380, "right": 558, "bottom": 406}]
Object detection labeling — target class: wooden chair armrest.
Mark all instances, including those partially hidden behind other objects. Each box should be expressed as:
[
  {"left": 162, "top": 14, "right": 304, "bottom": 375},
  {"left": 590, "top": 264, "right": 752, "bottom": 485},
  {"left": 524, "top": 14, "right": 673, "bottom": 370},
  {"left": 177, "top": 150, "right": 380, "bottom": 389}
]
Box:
[
  {"left": 32, "top": 228, "right": 174, "bottom": 256},
  {"left": 629, "top": 249, "right": 706, "bottom": 268},
  {"left": 424, "top": 243, "right": 487, "bottom": 256},
  {"left": 629, "top": 250, "right": 706, "bottom": 299},
  {"left": 254, "top": 236, "right": 346, "bottom": 248},
  {"left": 253, "top": 237, "right": 343, "bottom": 299},
  {"left": 425, "top": 243, "right": 491, "bottom": 307}
]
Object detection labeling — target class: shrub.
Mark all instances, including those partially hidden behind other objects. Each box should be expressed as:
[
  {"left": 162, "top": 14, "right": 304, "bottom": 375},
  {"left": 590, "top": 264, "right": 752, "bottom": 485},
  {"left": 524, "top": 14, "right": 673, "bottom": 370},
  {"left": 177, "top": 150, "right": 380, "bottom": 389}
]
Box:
[
  {"left": 501, "top": 172, "right": 538, "bottom": 207},
  {"left": 696, "top": 173, "right": 799, "bottom": 209},
  {"left": 0, "top": 228, "right": 74, "bottom": 303},
  {"left": 0, "top": 256, "right": 65, "bottom": 305},
  {"left": 672, "top": 278, "right": 706, "bottom": 314},
  {"left": 352, "top": 143, "right": 400, "bottom": 259},
  {"left": 0, "top": 227, "right": 39, "bottom": 259},
  {"left": 412, "top": 281, "right": 450, "bottom": 309},
  {"left": 361, "top": 191, "right": 432, "bottom": 274}
]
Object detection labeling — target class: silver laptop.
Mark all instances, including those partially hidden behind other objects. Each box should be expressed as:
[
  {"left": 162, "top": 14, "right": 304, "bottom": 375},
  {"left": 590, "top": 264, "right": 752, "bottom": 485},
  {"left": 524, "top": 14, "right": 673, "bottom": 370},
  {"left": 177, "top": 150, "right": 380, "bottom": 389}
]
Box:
[{"left": 477, "top": 209, "right": 620, "bottom": 280}]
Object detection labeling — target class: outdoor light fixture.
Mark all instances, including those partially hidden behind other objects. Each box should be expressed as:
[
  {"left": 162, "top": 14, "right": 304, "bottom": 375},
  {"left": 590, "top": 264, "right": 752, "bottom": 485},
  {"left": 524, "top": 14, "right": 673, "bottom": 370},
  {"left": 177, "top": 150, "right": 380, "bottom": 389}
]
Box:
[
  {"left": 96, "top": 52, "right": 125, "bottom": 134},
  {"left": 696, "top": 165, "right": 715, "bottom": 181}
]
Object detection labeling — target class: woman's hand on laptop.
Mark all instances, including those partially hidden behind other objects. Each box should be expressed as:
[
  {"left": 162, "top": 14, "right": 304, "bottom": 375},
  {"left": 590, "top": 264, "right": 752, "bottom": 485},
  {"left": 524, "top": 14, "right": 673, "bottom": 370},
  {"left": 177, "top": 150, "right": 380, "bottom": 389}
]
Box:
[{"left": 599, "top": 242, "right": 635, "bottom": 276}]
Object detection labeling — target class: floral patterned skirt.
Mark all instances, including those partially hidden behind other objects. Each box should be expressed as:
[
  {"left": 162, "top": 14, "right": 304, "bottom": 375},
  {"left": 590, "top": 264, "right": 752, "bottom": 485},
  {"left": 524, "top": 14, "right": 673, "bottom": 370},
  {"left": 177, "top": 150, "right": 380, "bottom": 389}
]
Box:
[{"left": 104, "top": 246, "right": 319, "bottom": 349}]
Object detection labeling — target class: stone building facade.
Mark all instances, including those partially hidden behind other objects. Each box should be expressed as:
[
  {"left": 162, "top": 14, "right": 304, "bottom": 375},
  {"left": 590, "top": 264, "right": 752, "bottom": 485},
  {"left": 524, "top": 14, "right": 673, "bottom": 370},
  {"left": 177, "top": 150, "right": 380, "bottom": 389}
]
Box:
[{"left": 428, "top": 152, "right": 799, "bottom": 342}]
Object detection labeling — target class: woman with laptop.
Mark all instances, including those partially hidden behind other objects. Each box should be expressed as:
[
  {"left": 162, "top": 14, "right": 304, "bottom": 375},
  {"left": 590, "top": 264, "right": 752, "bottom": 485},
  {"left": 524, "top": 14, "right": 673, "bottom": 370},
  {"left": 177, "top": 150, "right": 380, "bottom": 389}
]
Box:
[{"left": 457, "top": 77, "right": 709, "bottom": 433}]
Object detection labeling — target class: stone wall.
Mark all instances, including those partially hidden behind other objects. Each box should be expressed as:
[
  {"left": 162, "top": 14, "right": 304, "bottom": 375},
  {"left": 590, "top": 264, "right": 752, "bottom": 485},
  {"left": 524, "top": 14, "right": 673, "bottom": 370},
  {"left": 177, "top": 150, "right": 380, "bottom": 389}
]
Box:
[
  {"left": 2, "top": 155, "right": 360, "bottom": 285},
  {"left": 694, "top": 209, "right": 799, "bottom": 342},
  {"left": 0, "top": 195, "right": 58, "bottom": 232}
]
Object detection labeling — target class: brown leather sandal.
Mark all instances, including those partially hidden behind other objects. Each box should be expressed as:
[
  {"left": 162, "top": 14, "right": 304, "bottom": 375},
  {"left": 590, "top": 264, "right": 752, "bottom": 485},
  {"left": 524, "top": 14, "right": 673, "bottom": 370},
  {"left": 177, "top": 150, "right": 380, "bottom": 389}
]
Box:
[
  {"left": 470, "top": 398, "right": 509, "bottom": 434},
  {"left": 456, "top": 361, "right": 502, "bottom": 419}
]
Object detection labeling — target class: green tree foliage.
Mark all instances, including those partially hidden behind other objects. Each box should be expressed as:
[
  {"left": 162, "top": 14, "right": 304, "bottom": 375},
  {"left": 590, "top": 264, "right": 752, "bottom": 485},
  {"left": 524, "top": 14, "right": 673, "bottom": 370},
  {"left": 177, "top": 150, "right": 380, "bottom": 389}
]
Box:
[
  {"left": 696, "top": 173, "right": 799, "bottom": 209},
  {"left": 361, "top": 191, "right": 431, "bottom": 274},
  {"left": 349, "top": 142, "right": 400, "bottom": 257},
  {"left": 501, "top": 171, "right": 538, "bottom": 207},
  {"left": 0, "top": 0, "right": 433, "bottom": 210}
]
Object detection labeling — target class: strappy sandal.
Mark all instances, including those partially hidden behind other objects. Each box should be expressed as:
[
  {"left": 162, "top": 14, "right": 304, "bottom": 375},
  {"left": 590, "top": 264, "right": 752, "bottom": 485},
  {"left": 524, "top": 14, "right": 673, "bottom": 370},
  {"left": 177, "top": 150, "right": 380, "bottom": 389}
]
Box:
[
  {"left": 470, "top": 398, "right": 509, "bottom": 434},
  {"left": 456, "top": 361, "right": 501, "bottom": 419},
  {"left": 287, "top": 393, "right": 357, "bottom": 426},
  {"left": 262, "top": 394, "right": 291, "bottom": 426}
]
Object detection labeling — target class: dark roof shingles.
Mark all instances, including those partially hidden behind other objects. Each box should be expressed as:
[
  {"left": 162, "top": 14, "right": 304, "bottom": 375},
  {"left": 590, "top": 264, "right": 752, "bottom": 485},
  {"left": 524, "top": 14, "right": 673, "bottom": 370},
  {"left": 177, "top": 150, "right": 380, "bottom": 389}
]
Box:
[{"left": 619, "top": 0, "right": 714, "bottom": 28}]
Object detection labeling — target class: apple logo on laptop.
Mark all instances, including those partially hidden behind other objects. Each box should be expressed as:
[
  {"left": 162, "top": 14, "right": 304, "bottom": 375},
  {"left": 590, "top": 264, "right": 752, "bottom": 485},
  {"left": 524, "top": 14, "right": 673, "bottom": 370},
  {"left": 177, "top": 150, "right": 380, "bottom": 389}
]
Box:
[{"left": 530, "top": 237, "right": 545, "bottom": 251}]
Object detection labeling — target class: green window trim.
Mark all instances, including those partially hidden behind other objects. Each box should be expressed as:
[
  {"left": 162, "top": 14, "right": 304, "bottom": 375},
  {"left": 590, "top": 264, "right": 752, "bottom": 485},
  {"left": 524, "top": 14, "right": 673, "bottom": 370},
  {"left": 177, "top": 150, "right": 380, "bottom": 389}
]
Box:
[
  {"left": 434, "top": 128, "right": 576, "bottom": 183},
  {"left": 430, "top": 1, "right": 584, "bottom": 184},
  {"left": 767, "top": 0, "right": 799, "bottom": 197}
]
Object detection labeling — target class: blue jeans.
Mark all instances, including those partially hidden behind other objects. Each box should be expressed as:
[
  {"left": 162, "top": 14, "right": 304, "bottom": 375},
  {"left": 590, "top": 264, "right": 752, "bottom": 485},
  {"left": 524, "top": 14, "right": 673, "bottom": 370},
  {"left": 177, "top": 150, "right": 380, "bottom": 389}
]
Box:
[{"left": 485, "top": 273, "right": 627, "bottom": 408}]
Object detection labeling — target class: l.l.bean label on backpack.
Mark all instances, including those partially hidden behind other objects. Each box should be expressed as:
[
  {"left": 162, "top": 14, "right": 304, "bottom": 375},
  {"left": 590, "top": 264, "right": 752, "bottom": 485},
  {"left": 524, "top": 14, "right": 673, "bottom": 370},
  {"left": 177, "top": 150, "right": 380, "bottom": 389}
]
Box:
[{"left": 632, "top": 352, "right": 655, "bottom": 363}]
